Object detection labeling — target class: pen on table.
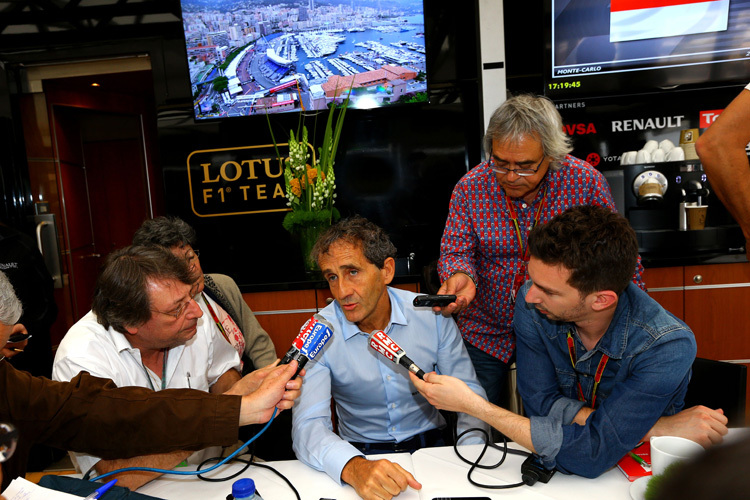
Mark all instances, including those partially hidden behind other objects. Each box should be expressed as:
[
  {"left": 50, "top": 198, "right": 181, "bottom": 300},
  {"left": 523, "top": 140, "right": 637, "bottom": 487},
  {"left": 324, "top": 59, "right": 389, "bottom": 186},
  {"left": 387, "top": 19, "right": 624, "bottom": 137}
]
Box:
[
  {"left": 83, "top": 479, "right": 117, "bottom": 499},
  {"left": 628, "top": 451, "right": 650, "bottom": 469}
]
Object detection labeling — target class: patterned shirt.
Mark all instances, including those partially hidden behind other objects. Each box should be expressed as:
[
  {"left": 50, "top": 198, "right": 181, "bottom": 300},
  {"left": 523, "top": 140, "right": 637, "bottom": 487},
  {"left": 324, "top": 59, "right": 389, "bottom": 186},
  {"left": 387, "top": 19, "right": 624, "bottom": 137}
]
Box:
[{"left": 438, "top": 155, "right": 645, "bottom": 362}]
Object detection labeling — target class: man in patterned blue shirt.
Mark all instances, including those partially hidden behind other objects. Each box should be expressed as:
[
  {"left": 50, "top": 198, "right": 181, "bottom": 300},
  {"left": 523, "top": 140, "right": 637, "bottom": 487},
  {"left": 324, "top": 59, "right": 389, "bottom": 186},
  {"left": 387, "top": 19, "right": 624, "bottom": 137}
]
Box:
[{"left": 436, "top": 94, "right": 644, "bottom": 406}]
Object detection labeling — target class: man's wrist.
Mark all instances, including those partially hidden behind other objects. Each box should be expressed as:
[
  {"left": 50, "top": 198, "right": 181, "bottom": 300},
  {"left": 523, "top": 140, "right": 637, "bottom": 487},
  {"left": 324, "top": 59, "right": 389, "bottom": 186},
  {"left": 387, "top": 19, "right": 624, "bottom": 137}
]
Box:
[{"left": 451, "top": 270, "right": 477, "bottom": 286}]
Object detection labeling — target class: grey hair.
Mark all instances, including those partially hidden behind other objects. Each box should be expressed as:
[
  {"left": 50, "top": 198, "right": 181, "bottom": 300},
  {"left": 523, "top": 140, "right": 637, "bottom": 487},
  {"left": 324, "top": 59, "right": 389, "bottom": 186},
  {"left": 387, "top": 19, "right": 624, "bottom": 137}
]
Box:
[
  {"left": 132, "top": 216, "right": 197, "bottom": 249},
  {"left": 483, "top": 94, "right": 573, "bottom": 170},
  {"left": 0, "top": 271, "right": 22, "bottom": 326}
]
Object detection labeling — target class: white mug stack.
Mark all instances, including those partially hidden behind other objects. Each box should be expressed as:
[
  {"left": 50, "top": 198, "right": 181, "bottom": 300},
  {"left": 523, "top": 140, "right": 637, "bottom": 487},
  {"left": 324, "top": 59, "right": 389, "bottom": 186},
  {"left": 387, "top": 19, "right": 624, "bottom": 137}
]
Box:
[{"left": 621, "top": 139, "right": 685, "bottom": 165}]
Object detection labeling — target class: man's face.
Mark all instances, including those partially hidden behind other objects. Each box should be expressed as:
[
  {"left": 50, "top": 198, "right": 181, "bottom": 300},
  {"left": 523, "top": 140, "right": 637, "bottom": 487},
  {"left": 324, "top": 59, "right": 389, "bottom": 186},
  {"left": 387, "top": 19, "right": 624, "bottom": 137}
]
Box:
[
  {"left": 524, "top": 257, "right": 590, "bottom": 323},
  {"left": 318, "top": 241, "right": 394, "bottom": 333},
  {"left": 171, "top": 244, "right": 204, "bottom": 295},
  {"left": 491, "top": 134, "right": 550, "bottom": 202},
  {"left": 125, "top": 278, "right": 203, "bottom": 351}
]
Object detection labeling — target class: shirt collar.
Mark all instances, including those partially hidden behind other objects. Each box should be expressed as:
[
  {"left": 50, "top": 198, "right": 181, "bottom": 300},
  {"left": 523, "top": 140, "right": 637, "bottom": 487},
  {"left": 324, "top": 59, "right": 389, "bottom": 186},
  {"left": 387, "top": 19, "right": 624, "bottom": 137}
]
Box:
[{"left": 337, "top": 286, "right": 408, "bottom": 341}]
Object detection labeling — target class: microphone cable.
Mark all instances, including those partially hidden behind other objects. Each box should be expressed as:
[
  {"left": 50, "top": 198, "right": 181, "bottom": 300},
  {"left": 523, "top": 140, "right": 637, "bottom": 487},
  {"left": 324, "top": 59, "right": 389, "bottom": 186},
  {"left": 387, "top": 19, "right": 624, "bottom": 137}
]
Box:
[
  {"left": 88, "top": 407, "right": 279, "bottom": 482},
  {"left": 452, "top": 426, "right": 531, "bottom": 490}
]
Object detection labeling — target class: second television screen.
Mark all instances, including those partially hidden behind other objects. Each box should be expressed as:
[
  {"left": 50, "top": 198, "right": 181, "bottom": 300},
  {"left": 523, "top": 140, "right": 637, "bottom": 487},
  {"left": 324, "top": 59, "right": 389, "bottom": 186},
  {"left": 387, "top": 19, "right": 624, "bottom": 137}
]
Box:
[{"left": 181, "top": 0, "right": 427, "bottom": 120}]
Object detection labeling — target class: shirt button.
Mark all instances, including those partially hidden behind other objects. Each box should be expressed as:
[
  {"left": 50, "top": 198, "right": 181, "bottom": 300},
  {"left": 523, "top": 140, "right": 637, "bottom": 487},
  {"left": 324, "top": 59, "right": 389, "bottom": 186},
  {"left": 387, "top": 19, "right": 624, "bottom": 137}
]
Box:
[
  {"left": 521, "top": 203, "right": 528, "bottom": 209},
  {"left": 391, "top": 403, "right": 397, "bottom": 409},
  {"left": 392, "top": 426, "right": 396, "bottom": 431},
  {"left": 386, "top": 375, "right": 392, "bottom": 381}
]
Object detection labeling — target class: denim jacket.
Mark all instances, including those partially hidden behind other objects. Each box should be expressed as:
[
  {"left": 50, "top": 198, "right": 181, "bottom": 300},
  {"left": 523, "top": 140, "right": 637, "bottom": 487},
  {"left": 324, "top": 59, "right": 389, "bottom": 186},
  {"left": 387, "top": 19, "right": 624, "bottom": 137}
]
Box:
[{"left": 514, "top": 282, "right": 696, "bottom": 477}]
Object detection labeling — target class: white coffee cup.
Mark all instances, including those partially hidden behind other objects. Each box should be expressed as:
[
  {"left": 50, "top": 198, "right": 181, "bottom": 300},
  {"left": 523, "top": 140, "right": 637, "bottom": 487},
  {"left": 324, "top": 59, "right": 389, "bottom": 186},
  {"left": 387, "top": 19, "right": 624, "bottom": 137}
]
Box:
[
  {"left": 621, "top": 151, "right": 637, "bottom": 165},
  {"left": 635, "top": 149, "right": 652, "bottom": 163},
  {"left": 650, "top": 436, "right": 703, "bottom": 476},
  {"left": 667, "top": 146, "right": 685, "bottom": 161},
  {"left": 643, "top": 140, "right": 659, "bottom": 153},
  {"left": 651, "top": 149, "right": 665, "bottom": 162},
  {"left": 659, "top": 139, "right": 675, "bottom": 153}
]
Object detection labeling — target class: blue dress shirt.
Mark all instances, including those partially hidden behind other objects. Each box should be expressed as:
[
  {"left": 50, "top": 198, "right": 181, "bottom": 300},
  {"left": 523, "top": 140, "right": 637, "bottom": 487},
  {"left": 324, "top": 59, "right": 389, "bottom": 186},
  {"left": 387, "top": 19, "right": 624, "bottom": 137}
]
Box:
[
  {"left": 514, "top": 281, "right": 697, "bottom": 477},
  {"left": 292, "top": 286, "right": 489, "bottom": 484}
]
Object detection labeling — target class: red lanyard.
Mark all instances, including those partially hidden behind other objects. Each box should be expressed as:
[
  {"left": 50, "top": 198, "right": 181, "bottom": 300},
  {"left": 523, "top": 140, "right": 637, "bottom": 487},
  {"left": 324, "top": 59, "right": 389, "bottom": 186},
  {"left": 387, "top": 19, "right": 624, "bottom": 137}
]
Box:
[
  {"left": 566, "top": 331, "right": 609, "bottom": 409},
  {"left": 201, "top": 292, "right": 231, "bottom": 344},
  {"left": 504, "top": 187, "right": 548, "bottom": 262},
  {"left": 507, "top": 188, "right": 547, "bottom": 302}
]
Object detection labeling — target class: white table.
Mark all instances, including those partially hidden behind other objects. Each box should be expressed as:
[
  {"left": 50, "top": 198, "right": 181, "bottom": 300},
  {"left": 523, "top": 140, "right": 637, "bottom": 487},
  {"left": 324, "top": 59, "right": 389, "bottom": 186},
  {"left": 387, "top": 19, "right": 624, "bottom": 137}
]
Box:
[
  {"left": 135, "top": 429, "right": 750, "bottom": 500},
  {"left": 135, "top": 444, "right": 631, "bottom": 500}
]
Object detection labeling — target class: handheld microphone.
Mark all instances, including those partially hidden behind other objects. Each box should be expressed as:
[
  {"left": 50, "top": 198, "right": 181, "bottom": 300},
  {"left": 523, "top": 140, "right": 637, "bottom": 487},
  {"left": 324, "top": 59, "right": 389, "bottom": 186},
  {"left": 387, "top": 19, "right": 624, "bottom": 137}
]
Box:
[
  {"left": 279, "top": 313, "right": 334, "bottom": 377},
  {"left": 368, "top": 330, "right": 426, "bottom": 380}
]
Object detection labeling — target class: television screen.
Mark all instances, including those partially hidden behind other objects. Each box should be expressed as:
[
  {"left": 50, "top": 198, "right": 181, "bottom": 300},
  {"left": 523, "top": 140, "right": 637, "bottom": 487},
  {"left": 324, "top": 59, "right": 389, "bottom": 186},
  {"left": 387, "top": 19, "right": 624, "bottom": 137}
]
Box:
[
  {"left": 544, "top": 0, "right": 750, "bottom": 100},
  {"left": 180, "top": 0, "right": 427, "bottom": 119}
]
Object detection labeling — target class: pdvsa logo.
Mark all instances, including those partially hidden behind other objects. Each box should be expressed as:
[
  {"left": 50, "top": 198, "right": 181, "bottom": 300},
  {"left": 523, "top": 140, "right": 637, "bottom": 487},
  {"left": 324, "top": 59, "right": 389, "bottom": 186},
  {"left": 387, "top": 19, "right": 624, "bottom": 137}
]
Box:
[{"left": 563, "top": 123, "right": 597, "bottom": 135}]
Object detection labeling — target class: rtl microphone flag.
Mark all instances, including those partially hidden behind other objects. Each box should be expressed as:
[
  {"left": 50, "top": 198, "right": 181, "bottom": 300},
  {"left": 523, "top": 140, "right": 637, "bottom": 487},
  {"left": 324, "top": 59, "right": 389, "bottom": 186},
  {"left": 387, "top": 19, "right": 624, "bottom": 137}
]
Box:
[{"left": 368, "top": 330, "right": 426, "bottom": 380}]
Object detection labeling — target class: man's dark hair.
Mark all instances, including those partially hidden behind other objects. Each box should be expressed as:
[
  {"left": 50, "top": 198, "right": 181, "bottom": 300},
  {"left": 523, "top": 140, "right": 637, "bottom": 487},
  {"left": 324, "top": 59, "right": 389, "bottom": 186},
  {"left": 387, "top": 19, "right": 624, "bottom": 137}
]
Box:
[
  {"left": 132, "top": 216, "right": 197, "bottom": 249},
  {"left": 311, "top": 215, "right": 397, "bottom": 269},
  {"left": 527, "top": 205, "right": 638, "bottom": 296},
  {"left": 92, "top": 245, "right": 193, "bottom": 333}
]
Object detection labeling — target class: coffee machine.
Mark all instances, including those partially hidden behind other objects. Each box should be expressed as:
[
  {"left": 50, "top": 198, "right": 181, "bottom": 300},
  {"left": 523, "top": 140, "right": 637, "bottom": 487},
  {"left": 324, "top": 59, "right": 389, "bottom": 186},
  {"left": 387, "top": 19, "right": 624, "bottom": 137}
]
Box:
[{"left": 614, "top": 161, "right": 744, "bottom": 257}]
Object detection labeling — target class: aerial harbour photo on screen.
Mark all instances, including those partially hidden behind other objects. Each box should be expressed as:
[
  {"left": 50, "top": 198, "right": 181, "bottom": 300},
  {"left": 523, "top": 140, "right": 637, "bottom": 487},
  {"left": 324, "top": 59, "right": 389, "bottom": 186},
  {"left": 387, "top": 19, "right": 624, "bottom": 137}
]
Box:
[{"left": 181, "top": 0, "right": 427, "bottom": 119}]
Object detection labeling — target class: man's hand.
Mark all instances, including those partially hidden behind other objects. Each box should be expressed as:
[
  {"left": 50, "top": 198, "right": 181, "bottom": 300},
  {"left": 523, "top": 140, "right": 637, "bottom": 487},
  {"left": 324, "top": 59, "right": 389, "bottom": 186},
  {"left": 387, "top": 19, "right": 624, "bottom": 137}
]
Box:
[
  {"left": 341, "top": 456, "right": 421, "bottom": 500},
  {"left": 1, "top": 323, "right": 29, "bottom": 359},
  {"left": 433, "top": 272, "right": 476, "bottom": 317},
  {"left": 409, "top": 371, "right": 480, "bottom": 415},
  {"left": 225, "top": 359, "right": 281, "bottom": 396},
  {"left": 238, "top": 360, "right": 304, "bottom": 426},
  {"left": 645, "top": 405, "right": 729, "bottom": 447}
]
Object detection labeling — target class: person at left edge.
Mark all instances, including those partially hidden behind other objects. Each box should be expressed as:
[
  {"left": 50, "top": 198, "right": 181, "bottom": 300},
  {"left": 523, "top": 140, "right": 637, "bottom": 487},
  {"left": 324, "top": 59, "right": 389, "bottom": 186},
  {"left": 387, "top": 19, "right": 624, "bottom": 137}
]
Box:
[
  {"left": 292, "top": 215, "right": 488, "bottom": 500},
  {"left": 52, "top": 245, "right": 245, "bottom": 490},
  {"left": 0, "top": 269, "right": 304, "bottom": 492}
]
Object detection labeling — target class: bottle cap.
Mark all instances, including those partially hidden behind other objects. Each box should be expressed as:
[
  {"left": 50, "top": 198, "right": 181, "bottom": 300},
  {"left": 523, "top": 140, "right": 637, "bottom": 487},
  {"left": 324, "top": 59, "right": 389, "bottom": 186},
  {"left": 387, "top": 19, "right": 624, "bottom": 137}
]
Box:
[{"left": 232, "top": 478, "right": 255, "bottom": 499}]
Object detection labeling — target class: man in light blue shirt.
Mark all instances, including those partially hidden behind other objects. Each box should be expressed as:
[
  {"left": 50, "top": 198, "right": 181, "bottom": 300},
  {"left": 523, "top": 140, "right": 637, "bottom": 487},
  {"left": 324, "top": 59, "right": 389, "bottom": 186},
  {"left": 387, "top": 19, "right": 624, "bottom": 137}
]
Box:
[{"left": 292, "top": 216, "right": 488, "bottom": 500}]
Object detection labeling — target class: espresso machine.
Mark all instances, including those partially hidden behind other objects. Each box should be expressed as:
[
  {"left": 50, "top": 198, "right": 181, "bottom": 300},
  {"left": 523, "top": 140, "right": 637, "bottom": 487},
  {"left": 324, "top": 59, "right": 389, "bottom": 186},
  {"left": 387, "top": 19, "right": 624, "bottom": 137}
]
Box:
[{"left": 618, "top": 161, "right": 744, "bottom": 258}]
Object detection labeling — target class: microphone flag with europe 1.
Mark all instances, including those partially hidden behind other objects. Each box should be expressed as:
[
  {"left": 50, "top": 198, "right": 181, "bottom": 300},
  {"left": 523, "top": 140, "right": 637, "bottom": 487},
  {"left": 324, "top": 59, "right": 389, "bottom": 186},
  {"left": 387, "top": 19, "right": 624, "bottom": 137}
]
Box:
[
  {"left": 279, "top": 313, "right": 334, "bottom": 378},
  {"left": 368, "top": 329, "right": 426, "bottom": 380}
]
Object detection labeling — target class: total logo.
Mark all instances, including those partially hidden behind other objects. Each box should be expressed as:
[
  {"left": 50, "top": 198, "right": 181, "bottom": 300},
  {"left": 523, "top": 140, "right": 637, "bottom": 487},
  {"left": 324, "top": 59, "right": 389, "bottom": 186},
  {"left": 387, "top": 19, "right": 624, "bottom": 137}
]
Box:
[
  {"left": 700, "top": 109, "right": 724, "bottom": 129},
  {"left": 563, "top": 123, "right": 597, "bottom": 135}
]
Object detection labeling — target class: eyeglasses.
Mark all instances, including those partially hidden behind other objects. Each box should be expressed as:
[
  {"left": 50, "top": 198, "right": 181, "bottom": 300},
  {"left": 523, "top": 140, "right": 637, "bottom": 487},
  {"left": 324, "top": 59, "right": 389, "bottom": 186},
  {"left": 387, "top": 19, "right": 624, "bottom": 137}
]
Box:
[
  {"left": 0, "top": 423, "right": 18, "bottom": 462},
  {"left": 488, "top": 155, "right": 546, "bottom": 177},
  {"left": 150, "top": 283, "right": 200, "bottom": 320}
]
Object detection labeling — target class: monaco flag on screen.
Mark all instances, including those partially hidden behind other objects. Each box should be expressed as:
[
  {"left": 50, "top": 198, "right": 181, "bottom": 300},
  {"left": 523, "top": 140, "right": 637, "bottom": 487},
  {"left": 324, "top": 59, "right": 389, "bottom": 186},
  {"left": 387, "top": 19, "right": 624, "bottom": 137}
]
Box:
[{"left": 610, "top": 0, "right": 730, "bottom": 42}]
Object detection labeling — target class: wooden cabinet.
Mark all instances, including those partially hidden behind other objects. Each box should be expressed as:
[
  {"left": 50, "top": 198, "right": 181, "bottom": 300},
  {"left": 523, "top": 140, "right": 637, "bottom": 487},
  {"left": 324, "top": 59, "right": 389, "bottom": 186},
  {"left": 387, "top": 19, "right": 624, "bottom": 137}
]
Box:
[
  {"left": 242, "top": 282, "right": 420, "bottom": 359},
  {"left": 644, "top": 262, "right": 750, "bottom": 422}
]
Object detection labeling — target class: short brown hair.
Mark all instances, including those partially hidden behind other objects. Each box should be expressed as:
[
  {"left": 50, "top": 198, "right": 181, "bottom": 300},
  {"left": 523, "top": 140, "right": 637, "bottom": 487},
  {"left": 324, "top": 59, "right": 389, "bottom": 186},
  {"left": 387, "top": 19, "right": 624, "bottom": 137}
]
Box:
[
  {"left": 92, "top": 245, "right": 193, "bottom": 333},
  {"left": 527, "top": 205, "right": 638, "bottom": 295},
  {"left": 311, "top": 215, "right": 397, "bottom": 269}
]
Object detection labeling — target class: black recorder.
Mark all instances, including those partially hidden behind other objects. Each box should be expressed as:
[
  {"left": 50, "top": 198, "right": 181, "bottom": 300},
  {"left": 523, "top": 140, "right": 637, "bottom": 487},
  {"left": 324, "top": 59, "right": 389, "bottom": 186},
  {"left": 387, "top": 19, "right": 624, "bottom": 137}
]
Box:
[
  {"left": 521, "top": 454, "right": 556, "bottom": 485},
  {"left": 413, "top": 294, "right": 457, "bottom": 307}
]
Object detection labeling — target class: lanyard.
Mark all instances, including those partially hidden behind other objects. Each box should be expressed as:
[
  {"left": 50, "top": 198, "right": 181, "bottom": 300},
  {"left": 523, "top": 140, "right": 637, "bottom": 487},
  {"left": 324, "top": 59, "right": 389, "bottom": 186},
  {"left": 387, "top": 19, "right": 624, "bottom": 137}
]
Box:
[
  {"left": 141, "top": 349, "right": 168, "bottom": 391},
  {"left": 504, "top": 187, "right": 548, "bottom": 262},
  {"left": 202, "top": 292, "right": 231, "bottom": 344},
  {"left": 566, "top": 331, "right": 609, "bottom": 409}
]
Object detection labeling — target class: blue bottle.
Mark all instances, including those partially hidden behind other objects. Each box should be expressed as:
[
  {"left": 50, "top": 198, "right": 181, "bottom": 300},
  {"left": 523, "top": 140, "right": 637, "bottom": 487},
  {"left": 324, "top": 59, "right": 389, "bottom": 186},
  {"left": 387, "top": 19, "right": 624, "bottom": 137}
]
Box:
[{"left": 232, "top": 478, "right": 262, "bottom": 500}]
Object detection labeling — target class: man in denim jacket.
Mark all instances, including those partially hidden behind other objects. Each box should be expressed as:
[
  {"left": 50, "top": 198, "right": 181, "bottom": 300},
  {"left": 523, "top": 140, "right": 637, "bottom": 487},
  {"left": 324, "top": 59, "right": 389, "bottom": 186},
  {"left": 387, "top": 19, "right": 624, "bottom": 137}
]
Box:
[{"left": 412, "top": 205, "right": 728, "bottom": 477}]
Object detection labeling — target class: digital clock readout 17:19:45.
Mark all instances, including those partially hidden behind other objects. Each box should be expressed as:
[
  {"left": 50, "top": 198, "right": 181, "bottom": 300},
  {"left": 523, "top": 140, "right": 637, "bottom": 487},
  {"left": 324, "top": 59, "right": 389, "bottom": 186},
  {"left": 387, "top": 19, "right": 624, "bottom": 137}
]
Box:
[{"left": 548, "top": 81, "right": 581, "bottom": 90}]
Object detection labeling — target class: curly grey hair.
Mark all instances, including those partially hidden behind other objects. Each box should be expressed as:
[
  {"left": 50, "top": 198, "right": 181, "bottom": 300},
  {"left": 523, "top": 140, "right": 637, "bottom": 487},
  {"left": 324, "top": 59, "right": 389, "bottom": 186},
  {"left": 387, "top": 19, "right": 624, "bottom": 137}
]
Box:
[
  {"left": 483, "top": 94, "right": 573, "bottom": 171},
  {"left": 0, "top": 271, "right": 22, "bottom": 326}
]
